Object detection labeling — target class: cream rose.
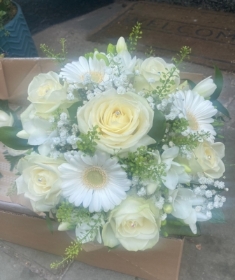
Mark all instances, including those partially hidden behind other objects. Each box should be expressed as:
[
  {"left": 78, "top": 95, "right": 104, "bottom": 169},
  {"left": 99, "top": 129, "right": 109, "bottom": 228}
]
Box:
[
  {"left": 134, "top": 57, "right": 180, "bottom": 92},
  {"left": 102, "top": 197, "right": 161, "bottom": 251},
  {"left": 189, "top": 142, "right": 225, "bottom": 179},
  {"left": 0, "top": 110, "right": 13, "bottom": 127},
  {"left": 77, "top": 89, "right": 155, "bottom": 154},
  {"left": 16, "top": 154, "right": 64, "bottom": 212},
  {"left": 28, "top": 71, "right": 68, "bottom": 114}
]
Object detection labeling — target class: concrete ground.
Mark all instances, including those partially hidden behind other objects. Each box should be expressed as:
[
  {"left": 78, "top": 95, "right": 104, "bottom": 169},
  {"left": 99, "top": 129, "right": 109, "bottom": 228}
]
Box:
[{"left": 1, "top": 1, "right": 235, "bottom": 279}]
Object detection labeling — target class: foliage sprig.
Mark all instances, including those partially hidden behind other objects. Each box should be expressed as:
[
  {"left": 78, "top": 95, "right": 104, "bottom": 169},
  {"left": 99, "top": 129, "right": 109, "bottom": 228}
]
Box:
[
  {"left": 128, "top": 21, "right": 142, "bottom": 52},
  {"left": 50, "top": 241, "right": 82, "bottom": 269},
  {"left": 77, "top": 126, "right": 100, "bottom": 156},
  {"left": 118, "top": 146, "right": 166, "bottom": 183},
  {"left": 153, "top": 46, "right": 191, "bottom": 98}
]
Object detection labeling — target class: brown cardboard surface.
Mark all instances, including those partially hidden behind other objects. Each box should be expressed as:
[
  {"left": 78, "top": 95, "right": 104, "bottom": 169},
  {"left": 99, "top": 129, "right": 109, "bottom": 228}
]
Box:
[
  {"left": 0, "top": 210, "right": 184, "bottom": 280},
  {"left": 0, "top": 58, "right": 203, "bottom": 280}
]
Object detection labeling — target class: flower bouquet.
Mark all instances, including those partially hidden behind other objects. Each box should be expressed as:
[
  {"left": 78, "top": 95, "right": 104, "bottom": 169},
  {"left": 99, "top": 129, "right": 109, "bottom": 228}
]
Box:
[{"left": 0, "top": 36, "right": 229, "bottom": 269}]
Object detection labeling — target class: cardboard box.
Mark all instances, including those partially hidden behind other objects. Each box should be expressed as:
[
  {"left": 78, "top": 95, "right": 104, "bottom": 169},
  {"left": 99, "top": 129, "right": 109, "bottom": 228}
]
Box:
[{"left": 0, "top": 58, "right": 203, "bottom": 280}]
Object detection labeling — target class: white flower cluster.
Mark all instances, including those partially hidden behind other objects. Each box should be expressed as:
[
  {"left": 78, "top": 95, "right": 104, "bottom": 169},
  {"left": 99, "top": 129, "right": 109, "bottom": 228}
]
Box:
[{"left": 1, "top": 36, "right": 227, "bottom": 253}]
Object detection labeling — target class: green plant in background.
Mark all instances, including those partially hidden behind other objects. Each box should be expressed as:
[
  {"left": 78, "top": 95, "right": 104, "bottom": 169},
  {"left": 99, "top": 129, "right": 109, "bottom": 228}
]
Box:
[
  {"left": 40, "top": 38, "right": 67, "bottom": 64},
  {"left": 128, "top": 21, "right": 142, "bottom": 52},
  {"left": 0, "top": 0, "right": 15, "bottom": 35}
]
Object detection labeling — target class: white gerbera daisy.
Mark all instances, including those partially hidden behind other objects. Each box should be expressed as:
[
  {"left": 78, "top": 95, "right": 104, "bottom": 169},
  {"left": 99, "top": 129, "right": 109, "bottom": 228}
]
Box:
[
  {"left": 60, "top": 56, "right": 108, "bottom": 85},
  {"left": 173, "top": 90, "right": 217, "bottom": 137},
  {"left": 58, "top": 151, "right": 131, "bottom": 212}
]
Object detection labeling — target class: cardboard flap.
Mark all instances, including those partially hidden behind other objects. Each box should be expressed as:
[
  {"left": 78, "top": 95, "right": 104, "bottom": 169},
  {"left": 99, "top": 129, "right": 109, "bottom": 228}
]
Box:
[
  {"left": 76, "top": 238, "right": 184, "bottom": 280},
  {"left": 180, "top": 72, "right": 204, "bottom": 83},
  {"left": 0, "top": 209, "right": 184, "bottom": 280},
  {"left": 0, "top": 58, "right": 58, "bottom": 105}
]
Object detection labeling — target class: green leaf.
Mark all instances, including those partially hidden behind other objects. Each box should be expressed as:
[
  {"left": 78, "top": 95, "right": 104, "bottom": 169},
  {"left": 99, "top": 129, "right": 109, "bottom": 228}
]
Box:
[
  {"left": 95, "top": 53, "right": 109, "bottom": 65},
  {"left": 148, "top": 109, "right": 166, "bottom": 143},
  {"left": 84, "top": 52, "right": 93, "bottom": 60},
  {"left": 45, "top": 212, "right": 54, "bottom": 234},
  {"left": 0, "top": 99, "right": 10, "bottom": 111},
  {"left": 212, "top": 100, "right": 231, "bottom": 119},
  {"left": 0, "top": 127, "right": 32, "bottom": 150},
  {"left": 4, "top": 153, "right": 25, "bottom": 171},
  {"left": 162, "top": 219, "right": 201, "bottom": 237},
  {"left": 67, "top": 101, "right": 83, "bottom": 121},
  {"left": 186, "top": 79, "right": 196, "bottom": 89},
  {"left": 107, "top": 43, "right": 116, "bottom": 55},
  {"left": 209, "top": 208, "right": 225, "bottom": 224},
  {"left": 210, "top": 66, "right": 223, "bottom": 101}
]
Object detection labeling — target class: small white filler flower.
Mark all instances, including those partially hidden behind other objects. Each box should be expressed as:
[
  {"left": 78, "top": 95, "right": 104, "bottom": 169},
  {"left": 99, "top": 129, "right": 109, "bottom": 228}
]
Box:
[{"left": 59, "top": 151, "right": 131, "bottom": 212}]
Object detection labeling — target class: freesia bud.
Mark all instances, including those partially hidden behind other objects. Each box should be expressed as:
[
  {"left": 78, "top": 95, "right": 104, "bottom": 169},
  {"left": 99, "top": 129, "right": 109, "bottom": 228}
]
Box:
[
  {"left": 146, "top": 182, "right": 158, "bottom": 195},
  {"left": 163, "top": 204, "right": 173, "bottom": 214},
  {"left": 116, "top": 37, "right": 128, "bottom": 53},
  {"left": 0, "top": 110, "right": 13, "bottom": 127},
  {"left": 7, "top": 147, "right": 28, "bottom": 156},
  {"left": 16, "top": 130, "right": 30, "bottom": 139},
  {"left": 192, "top": 77, "right": 217, "bottom": 98},
  {"left": 58, "top": 222, "right": 74, "bottom": 231}
]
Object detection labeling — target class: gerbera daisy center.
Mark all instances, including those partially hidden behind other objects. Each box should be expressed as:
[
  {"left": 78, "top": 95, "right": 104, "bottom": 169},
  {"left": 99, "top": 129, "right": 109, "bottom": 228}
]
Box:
[
  {"left": 82, "top": 167, "right": 107, "bottom": 189},
  {"left": 186, "top": 111, "right": 199, "bottom": 130},
  {"left": 90, "top": 71, "right": 104, "bottom": 83}
]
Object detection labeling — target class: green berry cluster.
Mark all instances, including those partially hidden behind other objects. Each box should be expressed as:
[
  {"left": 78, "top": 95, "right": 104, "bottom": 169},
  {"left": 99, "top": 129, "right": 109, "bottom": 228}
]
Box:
[
  {"left": 50, "top": 241, "right": 82, "bottom": 269},
  {"left": 172, "top": 46, "right": 191, "bottom": 66},
  {"left": 56, "top": 201, "right": 91, "bottom": 224},
  {"left": 128, "top": 21, "right": 142, "bottom": 52},
  {"left": 171, "top": 118, "right": 188, "bottom": 133},
  {"left": 56, "top": 201, "right": 74, "bottom": 223},
  {"left": 77, "top": 126, "right": 100, "bottom": 156},
  {"left": 151, "top": 46, "right": 191, "bottom": 99},
  {"left": 119, "top": 146, "right": 166, "bottom": 183}
]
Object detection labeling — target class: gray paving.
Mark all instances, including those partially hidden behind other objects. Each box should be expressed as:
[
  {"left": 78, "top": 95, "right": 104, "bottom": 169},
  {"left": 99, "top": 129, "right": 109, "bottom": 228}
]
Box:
[{"left": 1, "top": 1, "right": 235, "bottom": 279}]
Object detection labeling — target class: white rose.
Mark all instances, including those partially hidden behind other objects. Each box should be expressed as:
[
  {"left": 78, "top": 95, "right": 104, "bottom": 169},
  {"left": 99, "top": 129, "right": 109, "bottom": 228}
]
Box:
[
  {"left": 192, "top": 77, "right": 217, "bottom": 98},
  {"left": 17, "top": 104, "right": 53, "bottom": 145},
  {"left": 77, "top": 89, "right": 155, "bottom": 154},
  {"left": 16, "top": 154, "right": 64, "bottom": 212},
  {"left": 189, "top": 142, "right": 225, "bottom": 179},
  {"left": 133, "top": 57, "right": 180, "bottom": 92},
  {"left": 28, "top": 71, "right": 68, "bottom": 114},
  {"left": 102, "top": 197, "right": 161, "bottom": 251},
  {"left": 0, "top": 110, "right": 13, "bottom": 127}
]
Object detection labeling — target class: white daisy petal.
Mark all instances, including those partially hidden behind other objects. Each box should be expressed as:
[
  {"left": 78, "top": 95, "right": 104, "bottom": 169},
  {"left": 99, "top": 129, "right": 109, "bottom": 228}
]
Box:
[
  {"left": 173, "top": 90, "right": 217, "bottom": 138},
  {"left": 60, "top": 55, "right": 108, "bottom": 86}
]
